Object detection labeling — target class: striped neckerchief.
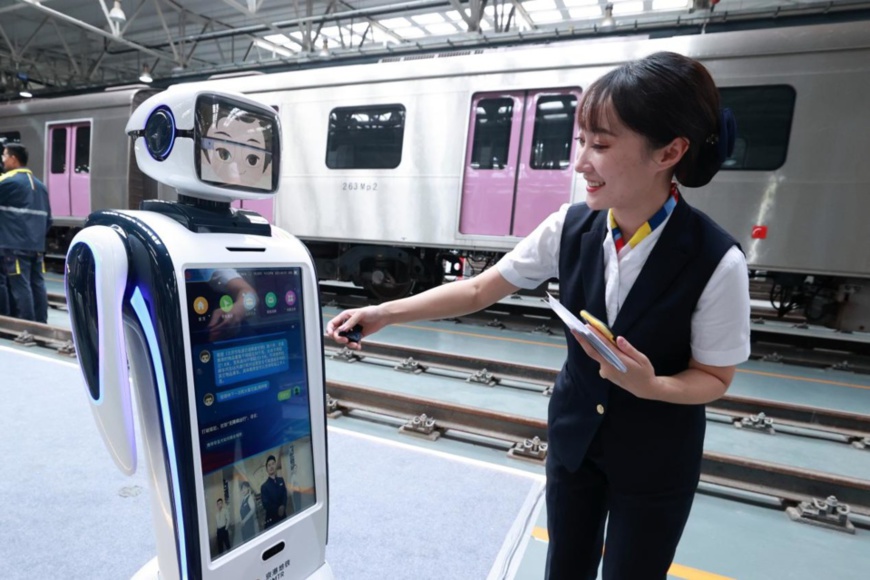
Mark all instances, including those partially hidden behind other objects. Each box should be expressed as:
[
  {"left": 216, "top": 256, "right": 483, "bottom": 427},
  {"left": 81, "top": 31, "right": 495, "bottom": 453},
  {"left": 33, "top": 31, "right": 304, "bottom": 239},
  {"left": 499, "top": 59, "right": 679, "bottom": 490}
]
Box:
[{"left": 609, "top": 183, "right": 679, "bottom": 254}]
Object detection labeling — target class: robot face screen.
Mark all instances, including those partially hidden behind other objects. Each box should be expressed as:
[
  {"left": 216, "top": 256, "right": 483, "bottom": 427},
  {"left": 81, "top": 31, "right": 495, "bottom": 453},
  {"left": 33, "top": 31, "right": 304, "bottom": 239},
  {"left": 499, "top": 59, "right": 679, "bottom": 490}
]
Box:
[{"left": 195, "top": 95, "right": 279, "bottom": 193}]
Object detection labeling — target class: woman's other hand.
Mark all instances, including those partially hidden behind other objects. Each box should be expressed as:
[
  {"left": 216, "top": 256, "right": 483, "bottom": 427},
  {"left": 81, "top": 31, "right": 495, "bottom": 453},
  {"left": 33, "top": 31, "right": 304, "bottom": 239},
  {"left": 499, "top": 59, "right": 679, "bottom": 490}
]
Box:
[{"left": 572, "top": 327, "right": 660, "bottom": 399}]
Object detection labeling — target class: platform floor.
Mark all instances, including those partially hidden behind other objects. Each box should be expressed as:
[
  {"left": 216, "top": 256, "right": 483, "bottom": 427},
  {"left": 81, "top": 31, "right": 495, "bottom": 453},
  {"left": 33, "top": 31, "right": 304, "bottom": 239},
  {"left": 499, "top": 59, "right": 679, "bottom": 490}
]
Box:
[
  {"left": 3, "top": 342, "right": 870, "bottom": 579},
  {"left": 0, "top": 344, "right": 540, "bottom": 579}
]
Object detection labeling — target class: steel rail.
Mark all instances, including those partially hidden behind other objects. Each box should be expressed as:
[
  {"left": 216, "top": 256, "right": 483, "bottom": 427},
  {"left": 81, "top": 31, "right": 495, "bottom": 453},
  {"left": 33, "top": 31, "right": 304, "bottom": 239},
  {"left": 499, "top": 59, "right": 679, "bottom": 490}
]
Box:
[
  {"left": 328, "top": 380, "right": 870, "bottom": 517},
  {"left": 326, "top": 341, "right": 870, "bottom": 437},
  {"left": 0, "top": 314, "right": 73, "bottom": 349},
  {"left": 6, "top": 302, "right": 870, "bottom": 437},
  {"left": 701, "top": 452, "right": 870, "bottom": 517},
  {"left": 5, "top": 309, "right": 868, "bottom": 437},
  {"left": 4, "top": 315, "right": 867, "bottom": 517}
]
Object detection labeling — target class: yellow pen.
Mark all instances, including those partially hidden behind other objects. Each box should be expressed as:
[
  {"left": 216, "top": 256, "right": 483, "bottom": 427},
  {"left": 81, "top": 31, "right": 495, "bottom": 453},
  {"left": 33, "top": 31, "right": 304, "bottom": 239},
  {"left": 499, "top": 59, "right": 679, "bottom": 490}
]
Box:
[{"left": 580, "top": 310, "right": 616, "bottom": 343}]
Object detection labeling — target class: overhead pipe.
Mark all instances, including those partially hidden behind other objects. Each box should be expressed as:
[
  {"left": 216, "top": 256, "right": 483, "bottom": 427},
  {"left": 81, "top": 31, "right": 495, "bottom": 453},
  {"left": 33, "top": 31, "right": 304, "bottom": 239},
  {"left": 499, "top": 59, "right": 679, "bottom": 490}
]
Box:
[
  {"left": 16, "top": 0, "right": 179, "bottom": 63},
  {"left": 74, "top": 0, "right": 870, "bottom": 61},
  {"left": 167, "top": 0, "right": 452, "bottom": 44},
  {"left": 92, "top": 0, "right": 453, "bottom": 57}
]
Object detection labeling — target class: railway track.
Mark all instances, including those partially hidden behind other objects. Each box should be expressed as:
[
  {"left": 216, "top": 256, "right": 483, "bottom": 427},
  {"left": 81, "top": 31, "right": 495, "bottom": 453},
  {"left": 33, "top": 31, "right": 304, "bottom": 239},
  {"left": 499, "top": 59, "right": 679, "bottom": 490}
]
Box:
[
  {"left": 320, "top": 285, "right": 870, "bottom": 373},
  {"left": 40, "top": 283, "right": 870, "bottom": 373},
  {"left": 326, "top": 340, "right": 870, "bottom": 440},
  {"left": 324, "top": 342, "right": 870, "bottom": 526},
  {"left": 326, "top": 380, "right": 870, "bottom": 523},
  {"left": 4, "top": 311, "right": 869, "bottom": 529}
]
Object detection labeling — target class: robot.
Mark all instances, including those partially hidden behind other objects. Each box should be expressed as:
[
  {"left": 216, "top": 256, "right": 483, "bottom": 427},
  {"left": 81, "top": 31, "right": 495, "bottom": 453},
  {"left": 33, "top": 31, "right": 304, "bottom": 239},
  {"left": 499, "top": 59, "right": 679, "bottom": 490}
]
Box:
[{"left": 65, "top": 87, "right": 332, "bottom": 580}]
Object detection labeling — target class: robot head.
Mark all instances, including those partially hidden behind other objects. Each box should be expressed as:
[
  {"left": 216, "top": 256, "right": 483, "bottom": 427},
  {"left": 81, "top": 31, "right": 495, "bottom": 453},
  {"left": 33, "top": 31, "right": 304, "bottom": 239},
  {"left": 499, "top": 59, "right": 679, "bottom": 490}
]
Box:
[{"left": 126, "top": 87, "right": 281, "bottom": 201}]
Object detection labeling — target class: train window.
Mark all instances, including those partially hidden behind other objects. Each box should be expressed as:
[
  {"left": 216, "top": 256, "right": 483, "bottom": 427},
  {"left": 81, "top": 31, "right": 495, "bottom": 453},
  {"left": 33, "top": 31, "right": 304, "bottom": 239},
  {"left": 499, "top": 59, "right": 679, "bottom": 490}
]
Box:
[
  {"left": 530, "top": 95, "right": 577, "bottom": 170},
  {"left": 469, "top": 98, "right": 513, "bottom": 170},
  {"left": 719, "top": 85, "right": 795, "bottom": 171},
  {"left": 326, "top": 104, "right": 405, "bottom": 169},
  {"left": 0, "top": 132, "right": 21, "bottom": 145},
  {"left": 75, "top": 126, "right": 91, "bottom": 174},
  {"left": 51, "top": 128, "right": 67, "bottom": 174}
]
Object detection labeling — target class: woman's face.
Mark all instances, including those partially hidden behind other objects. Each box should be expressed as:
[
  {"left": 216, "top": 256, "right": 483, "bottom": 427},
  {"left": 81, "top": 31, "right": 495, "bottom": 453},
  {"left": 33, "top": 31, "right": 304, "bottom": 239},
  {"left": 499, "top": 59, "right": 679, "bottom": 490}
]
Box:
[{"left": 573, "top": 102, "right": 664, "bottom": 212}]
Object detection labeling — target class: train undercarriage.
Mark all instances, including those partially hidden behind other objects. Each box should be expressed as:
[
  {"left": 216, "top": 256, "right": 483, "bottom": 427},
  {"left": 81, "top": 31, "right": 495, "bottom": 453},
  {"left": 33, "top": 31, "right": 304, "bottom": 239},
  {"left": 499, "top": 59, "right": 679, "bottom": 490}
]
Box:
[
  {"left": 763, "top": 272, "right": 868, "bottom": 333},
  {"left": 312, "top": 241, "right": 870, "bottom": 334},
  {"left": 305, "top": 241, "right": 502, "bottom": 302}
]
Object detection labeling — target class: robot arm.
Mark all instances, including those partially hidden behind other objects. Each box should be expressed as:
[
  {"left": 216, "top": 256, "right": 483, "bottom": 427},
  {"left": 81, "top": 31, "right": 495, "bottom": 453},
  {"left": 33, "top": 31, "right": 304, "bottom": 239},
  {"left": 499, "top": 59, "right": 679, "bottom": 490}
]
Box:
[{"left": 65, "top": 225, "right": 136, "bottom": 475}]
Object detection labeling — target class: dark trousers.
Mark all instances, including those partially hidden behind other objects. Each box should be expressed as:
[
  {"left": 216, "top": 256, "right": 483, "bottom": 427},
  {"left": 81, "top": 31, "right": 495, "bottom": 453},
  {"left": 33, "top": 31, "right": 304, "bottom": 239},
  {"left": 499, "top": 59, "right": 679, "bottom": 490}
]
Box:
[
  {"left": 216, "top": 527, "right": 231, "bottom": 553},
  {"left": 2, "top": 251, "right": 47, "bottom": 323},
  {"left": 544, "top": 438, "right": 696, "bottom": 580},
  {"left": 0, "top": 267, "right": 8, "bottom": 316}
]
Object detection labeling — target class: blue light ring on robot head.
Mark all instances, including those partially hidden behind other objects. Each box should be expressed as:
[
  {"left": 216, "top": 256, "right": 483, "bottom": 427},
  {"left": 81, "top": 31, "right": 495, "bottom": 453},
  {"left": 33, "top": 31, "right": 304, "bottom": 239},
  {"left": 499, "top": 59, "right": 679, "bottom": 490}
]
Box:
[
  {"left": 146, "top": 106, "right": 175, "bottom": 161},
  {"left": 128, "top": 105, "right": 195, "bottom": 162}
]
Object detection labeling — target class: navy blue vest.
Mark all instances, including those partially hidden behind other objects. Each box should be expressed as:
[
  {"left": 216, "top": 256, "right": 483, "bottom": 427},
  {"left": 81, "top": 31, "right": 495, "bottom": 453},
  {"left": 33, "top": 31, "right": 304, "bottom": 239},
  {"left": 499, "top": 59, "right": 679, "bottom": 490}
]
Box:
[{"left": 551, "top": 196, "right": 737, "bottom": 488}]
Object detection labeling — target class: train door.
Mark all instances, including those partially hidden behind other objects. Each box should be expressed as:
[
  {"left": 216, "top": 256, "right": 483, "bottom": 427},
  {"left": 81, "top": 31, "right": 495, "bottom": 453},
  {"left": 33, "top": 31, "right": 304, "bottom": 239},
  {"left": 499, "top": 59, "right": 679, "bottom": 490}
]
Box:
[
  {"left": 459, "top": 92, "right": 525, "bottom": 236},
  {"left": 47, "top": 122, "right": 91, "bottom": 218},
  {"left": 230, "top": 103, "right": 278, "bottom": 223},
  {"left": 459, "top": 88, "right": 580, "bottom": 237},
  {"left": 513, "top": 90, "right": 580, "bottom": 237}
]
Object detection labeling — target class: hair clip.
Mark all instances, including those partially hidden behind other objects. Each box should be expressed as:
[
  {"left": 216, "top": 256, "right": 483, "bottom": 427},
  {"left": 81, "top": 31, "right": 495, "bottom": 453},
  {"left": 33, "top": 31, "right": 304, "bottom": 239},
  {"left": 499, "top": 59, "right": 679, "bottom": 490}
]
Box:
[{"left": 705, "top": 134, "right": 719, "bottom": 145}]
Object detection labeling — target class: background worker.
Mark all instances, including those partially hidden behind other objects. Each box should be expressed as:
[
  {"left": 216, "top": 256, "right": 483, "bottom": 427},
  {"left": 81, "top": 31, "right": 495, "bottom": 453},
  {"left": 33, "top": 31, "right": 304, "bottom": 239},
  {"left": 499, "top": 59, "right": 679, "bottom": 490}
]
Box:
[{"left": 0, "top": 144, "right": 51, "bottom": 322}]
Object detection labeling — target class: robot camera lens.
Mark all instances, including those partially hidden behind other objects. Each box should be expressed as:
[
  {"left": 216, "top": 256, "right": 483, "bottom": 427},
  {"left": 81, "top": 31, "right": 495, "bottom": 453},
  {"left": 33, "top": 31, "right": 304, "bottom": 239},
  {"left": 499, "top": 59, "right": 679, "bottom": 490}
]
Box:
[{"left": 144, "top": 107, "right": 175, "bottom": 161}]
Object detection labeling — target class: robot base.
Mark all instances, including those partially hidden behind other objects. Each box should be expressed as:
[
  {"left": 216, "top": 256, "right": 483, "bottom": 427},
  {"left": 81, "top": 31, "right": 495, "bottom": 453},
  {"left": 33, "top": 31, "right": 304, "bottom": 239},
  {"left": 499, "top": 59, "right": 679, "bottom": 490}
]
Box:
[{"left": 131, "top": 558, "right": 334, "bottom": 579}]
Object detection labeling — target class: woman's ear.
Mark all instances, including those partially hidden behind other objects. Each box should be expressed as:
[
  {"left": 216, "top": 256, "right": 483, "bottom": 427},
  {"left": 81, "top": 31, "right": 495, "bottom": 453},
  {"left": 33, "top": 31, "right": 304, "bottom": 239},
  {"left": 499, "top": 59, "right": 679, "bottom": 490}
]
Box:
[{"left": 655, "top": 137, "right": 689, "bottom": 170}]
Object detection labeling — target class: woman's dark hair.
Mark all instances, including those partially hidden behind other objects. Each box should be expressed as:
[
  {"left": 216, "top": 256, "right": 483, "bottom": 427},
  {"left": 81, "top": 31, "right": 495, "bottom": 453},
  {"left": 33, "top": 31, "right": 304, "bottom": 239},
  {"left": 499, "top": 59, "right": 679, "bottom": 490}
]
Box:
[{"left": 578, "top": 51, "right": 721, "bottom": 187}]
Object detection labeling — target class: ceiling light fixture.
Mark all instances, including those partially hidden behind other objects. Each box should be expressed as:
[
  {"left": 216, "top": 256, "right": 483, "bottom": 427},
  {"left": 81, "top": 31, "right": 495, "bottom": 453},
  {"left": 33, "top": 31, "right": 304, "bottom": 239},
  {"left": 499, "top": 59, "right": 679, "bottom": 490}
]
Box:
[
  {"left": 16, "top": 72, "right": 32, "bottom": 98},
  {"left": 109, "top": 1, "right": 127, "bottom": 24},
  {"left": 139, "top": 65, "right": 153, "bottom": 83}
]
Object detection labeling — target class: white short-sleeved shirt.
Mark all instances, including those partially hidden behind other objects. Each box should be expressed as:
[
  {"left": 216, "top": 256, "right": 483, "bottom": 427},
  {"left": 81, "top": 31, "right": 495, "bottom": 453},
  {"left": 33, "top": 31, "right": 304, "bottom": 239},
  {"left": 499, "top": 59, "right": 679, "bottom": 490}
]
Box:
[{"left": 497, "top": 204, "right": 751, "bottom": 367}]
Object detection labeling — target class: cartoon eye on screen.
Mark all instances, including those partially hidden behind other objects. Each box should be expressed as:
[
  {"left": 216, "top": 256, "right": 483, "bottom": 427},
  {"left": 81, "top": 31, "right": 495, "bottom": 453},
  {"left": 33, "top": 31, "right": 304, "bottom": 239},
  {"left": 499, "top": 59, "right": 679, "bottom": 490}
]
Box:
[{"left": 195, "top": 95, "right": 279, "bottom": 193}]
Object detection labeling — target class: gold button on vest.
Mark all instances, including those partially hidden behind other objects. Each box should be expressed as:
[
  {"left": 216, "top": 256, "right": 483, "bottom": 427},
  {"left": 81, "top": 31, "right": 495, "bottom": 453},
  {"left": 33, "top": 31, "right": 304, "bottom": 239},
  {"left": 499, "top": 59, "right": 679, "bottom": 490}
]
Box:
[{"left": 596, "top": 404, "right": 605, "bottom": 415}]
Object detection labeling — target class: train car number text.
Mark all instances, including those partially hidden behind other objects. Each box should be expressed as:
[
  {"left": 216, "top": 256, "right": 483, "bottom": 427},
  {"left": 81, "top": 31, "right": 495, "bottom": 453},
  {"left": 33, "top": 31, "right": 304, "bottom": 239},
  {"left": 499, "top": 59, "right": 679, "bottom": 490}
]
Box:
[{"left": 341, "top": 181, "right": 378, "bottom": 191}]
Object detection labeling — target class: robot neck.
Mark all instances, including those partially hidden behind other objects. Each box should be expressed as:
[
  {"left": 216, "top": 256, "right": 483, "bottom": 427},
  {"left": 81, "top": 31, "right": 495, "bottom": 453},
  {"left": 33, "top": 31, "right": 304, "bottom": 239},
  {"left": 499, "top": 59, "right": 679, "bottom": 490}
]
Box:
[{"left": 177, "top": 193, "right": 231, "bottom": 213}]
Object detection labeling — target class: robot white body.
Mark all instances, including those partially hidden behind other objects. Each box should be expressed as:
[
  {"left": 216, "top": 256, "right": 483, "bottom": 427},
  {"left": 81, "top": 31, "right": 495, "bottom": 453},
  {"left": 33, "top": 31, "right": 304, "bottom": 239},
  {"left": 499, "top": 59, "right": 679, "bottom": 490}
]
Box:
[{"left": 65, "top": 88, "right": 333, "bottom": 580}]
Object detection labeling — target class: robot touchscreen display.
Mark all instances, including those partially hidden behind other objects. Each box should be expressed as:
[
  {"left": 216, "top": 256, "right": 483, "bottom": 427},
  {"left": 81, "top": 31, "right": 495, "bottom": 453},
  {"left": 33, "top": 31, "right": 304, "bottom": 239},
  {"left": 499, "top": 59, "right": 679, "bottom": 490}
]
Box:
[
  {"left": 195, "top": 95, "right": 278, "bottom": 193},
  {"left": 185, "top": 266, "right": 314, "bottom": 559}
]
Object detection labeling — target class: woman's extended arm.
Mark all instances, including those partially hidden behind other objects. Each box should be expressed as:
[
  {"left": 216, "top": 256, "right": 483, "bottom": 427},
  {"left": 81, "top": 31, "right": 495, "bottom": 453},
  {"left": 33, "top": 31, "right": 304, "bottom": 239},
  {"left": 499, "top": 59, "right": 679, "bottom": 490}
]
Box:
[{"left": 325, "top": 267, "right": 520, "bottom": 349}]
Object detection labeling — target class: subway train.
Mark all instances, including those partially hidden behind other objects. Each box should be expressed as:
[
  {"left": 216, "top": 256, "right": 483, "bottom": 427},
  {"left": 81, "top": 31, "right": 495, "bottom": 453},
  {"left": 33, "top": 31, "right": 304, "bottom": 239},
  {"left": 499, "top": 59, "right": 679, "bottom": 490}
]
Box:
[{"left": 1, "top": 20, "right": 869, "bottom": 331}]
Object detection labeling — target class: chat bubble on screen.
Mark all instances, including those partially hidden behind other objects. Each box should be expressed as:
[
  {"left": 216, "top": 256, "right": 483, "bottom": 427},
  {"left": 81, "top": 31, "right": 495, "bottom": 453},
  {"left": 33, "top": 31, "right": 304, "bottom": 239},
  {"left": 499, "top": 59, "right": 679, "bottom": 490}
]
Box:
[
  {"left": 214, "top": 339, "right": 290, "bottom": 387},
  {"left": 216, "top": 381, "right": 270, "bottom": 403}
]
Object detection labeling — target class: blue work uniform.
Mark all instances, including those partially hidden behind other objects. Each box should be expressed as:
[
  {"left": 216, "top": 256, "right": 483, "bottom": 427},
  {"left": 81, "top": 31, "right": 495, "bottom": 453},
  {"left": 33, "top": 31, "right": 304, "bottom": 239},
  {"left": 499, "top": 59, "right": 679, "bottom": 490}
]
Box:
[
  {"left": 546, "top": 197, "right": 737, "bottom": 579},
  {"left": 260, "top": 475, "right": 288, "bottom": 529},
  {"left": 0, "top": 168, "right": 52, "bottom": 321}
]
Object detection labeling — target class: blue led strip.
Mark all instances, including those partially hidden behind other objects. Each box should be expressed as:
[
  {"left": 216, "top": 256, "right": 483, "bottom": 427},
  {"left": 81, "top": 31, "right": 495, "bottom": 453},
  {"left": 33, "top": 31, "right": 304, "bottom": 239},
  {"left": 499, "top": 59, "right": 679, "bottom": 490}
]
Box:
[{"left": 131, "top": 286, "right": 189, "bottom": 579}]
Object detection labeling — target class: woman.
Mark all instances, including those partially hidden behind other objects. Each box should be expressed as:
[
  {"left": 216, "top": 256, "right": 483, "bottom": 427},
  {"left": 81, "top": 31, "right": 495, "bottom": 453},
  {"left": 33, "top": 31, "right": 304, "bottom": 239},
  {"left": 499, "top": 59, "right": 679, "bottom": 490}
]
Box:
[
  {"left": 238, "top": 480, "right": 258, "bottom": 542},
  {"left": 325, "top": 51, "right": 750, "bottom": 579}
]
